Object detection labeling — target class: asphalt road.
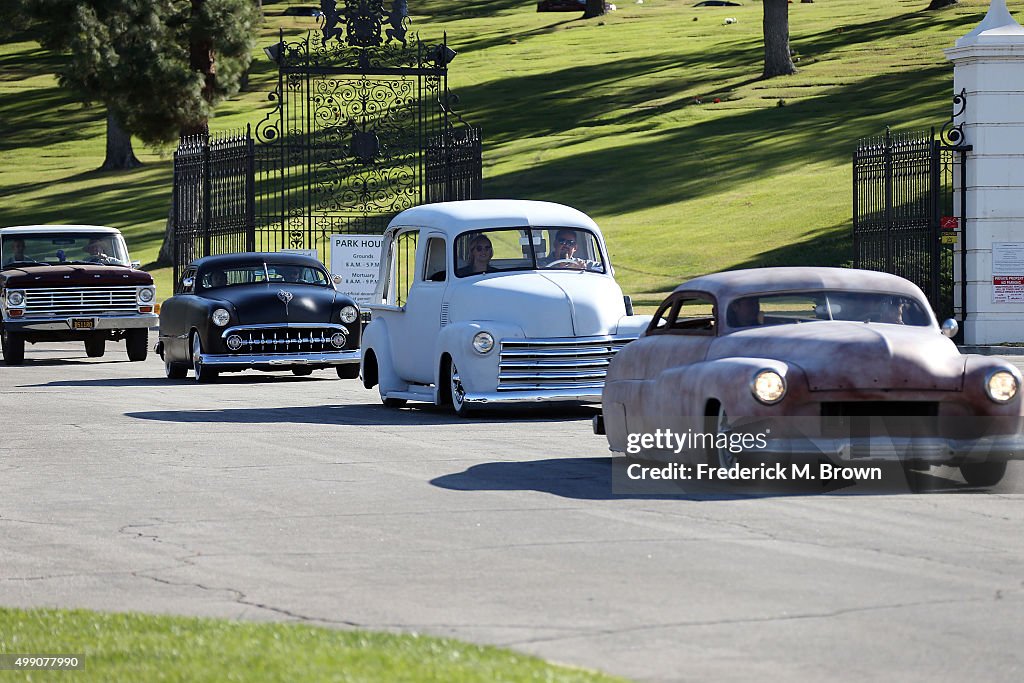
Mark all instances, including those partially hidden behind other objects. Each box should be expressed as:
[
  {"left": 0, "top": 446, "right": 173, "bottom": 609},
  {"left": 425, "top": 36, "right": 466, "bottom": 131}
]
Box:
[{"left": 3, "top": 337, "right": 1023, "bottom": 682}]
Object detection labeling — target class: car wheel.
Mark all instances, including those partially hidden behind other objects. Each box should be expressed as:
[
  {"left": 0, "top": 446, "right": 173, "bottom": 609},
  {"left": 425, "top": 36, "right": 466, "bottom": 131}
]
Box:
[
  {"left": 382, "top": 397, "right": 407, "bottom": 408},
  {"left": 125, "top": 329, "right": 148, "bottom": 361},
  {"left": 84, "top": 333, "right": 105, "bottom": 358},
  {"left": 959, "top": 460, "right": 1007, "bottom": 487},
  {"left": 1, "top": 327, "right": 25, "bottom": 365},
  {"left": 706, "top": 404, "right": 737, "bottom": 469},
  {"left": 191, "top": 333, "right": 219, "bottom": 383},
  {"left": 449, "top": 361, "right": 474, "bottom": 418},
  {"left": 336, "top": 364, "right": 360, "bottom": 380},
  {"left": 292, "top": 367, "right": 314, "bottom": 376},
  {"left": 165, "top": 359, "right": 188, "bottom": 379}
]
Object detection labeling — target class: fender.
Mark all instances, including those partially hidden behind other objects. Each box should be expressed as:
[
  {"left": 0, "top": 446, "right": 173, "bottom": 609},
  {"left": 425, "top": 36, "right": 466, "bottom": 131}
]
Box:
[{"left": 435, "top": 320, "right": 526, "bottom": 401}]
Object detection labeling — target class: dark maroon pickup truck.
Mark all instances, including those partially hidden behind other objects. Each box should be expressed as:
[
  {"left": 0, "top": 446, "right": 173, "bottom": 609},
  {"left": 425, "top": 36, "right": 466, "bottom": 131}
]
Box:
[{"left": 1, "top": 225, "right": 158, "bottom": 365}]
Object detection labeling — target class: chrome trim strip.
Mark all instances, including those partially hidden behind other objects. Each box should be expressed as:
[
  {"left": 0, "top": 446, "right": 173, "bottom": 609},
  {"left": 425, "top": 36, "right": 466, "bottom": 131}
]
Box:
[
  {"left": 196, "top": 350, "right": 361, "bottom": 367},
  {"left": 221, "top": 323, "right": 350, "bottom": 338},
  {"left": 464, "top": 388, "right": 602, "bottom": 404}
]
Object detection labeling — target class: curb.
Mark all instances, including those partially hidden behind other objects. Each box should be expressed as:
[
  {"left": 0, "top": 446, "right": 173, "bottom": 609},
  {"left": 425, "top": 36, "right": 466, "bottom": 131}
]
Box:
[{"left": 958, "top": 345, "right": 1024, "bottom": 356}]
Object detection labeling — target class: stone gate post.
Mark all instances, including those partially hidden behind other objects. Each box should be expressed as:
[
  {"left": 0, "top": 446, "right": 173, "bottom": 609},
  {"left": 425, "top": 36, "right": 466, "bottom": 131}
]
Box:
[{"left": 945, "top": 0, "right": 1024, "bottom": 344}]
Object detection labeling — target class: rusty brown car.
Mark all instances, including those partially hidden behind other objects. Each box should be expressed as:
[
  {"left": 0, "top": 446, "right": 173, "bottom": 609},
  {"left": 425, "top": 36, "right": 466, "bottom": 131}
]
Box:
[{"left": 599, "top": 267, "right": 1023, "bottom": 486}]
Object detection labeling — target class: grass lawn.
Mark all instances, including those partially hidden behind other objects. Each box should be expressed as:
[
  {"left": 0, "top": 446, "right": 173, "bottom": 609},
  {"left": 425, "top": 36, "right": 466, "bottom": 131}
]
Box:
[
  {"left": 0, "top": 1, "right": 1004, "bottom": 303},
  {"left": 0, "top": 607, "right": 626, "bottom": 682}
]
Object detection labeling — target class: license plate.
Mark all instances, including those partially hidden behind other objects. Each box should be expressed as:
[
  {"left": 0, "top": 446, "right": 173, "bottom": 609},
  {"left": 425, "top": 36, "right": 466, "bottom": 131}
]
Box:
[{"left": 70, "top": 318, "right": 95, "bottom": 330}]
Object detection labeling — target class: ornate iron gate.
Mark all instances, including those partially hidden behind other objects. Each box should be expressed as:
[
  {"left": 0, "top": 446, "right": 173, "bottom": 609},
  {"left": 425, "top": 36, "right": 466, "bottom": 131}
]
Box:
[
  {"left": 853, "top": 96, "right": 969, "bottom": 323},
  {"left": 172, "top": 0, "right": 481, "bottom": 282}
]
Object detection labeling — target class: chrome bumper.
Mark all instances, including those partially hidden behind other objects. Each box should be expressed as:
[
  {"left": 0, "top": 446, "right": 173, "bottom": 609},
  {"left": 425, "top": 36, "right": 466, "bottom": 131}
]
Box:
[
  {"left": 197, "top": 349, "right": 361, "bottom": 367},
  {"left": 3, "top": 313, "right": 158, "bottom": 331},
  {"left": 464, "top": 388, "right": 602, "bottom": 405}
]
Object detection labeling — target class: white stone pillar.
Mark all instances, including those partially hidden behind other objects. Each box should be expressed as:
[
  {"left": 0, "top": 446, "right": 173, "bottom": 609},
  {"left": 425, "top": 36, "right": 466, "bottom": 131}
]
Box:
[{"left": 945, "top": 0, "right": 1024, "bottom": 344}]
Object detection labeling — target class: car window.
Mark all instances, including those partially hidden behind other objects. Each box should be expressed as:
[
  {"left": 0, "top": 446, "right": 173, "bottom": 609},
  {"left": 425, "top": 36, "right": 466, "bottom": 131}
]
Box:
[
  {"left": 2, "top": 233, "right": 130, "bottom": 266},
  {"left": 422, "top": 237, "right": 447, "bottom": 282},
  {"left": 454, "top": 227, "right": 605, "bottom": 277},
  {"left": 725, "top": 291, "right": 931, "bottom": 329},
  {"left": 390, "top": 230, "right": 419, "bottom": 306},
  {"left": 647, "top": 294, "right": 716, "bottom": 335}
]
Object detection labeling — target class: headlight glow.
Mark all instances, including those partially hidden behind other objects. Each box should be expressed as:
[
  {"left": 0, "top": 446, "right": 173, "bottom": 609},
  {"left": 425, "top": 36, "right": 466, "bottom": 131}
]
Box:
[
  {"left": 472, "top": 331, "right": 495, "bottom": 354},
  {"left": 985, "top": 370, "right": 1018, "bottom": 403},
  {"left": 7, "top": 290, "right": 25, "bottom": 307},
  {"left": 340, "top": 306, "right": 358, "bottom": 324},
  {"left": 752, "top": 369, "right": 786, "bottom": 405},
  {"left": 138, "top": 287, "right": 155, "bottom": 303},
  {"left": 211, "top": 308, "right": 230, "bottom": 327}
]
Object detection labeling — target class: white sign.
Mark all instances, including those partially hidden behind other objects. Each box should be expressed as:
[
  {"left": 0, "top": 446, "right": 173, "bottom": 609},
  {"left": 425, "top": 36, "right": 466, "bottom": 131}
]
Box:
[
  {"left": 992, "top": 242, "right": 1024, "bottom": 303},
  {"left": 330, "top": 234, "right": 383, "bottom": 306}
]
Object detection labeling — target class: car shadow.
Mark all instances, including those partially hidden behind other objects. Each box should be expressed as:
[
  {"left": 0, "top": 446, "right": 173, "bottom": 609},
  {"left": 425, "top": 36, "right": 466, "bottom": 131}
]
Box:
[
  {"left": 126, "top": 403, "right": 597, "bottom": 426},
  {"left": 430, "top": 457, "right": 1011, "bottom": 501}
]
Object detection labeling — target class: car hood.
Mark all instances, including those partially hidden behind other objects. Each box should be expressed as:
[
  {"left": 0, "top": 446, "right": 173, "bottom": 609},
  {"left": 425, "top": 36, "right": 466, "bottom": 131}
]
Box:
[
  {"left": 214, "top": 283, "right": 339, "bottom": 325},
  {"left": 708, "top": 321, "right": 966, "bottom": 391},
  {"left": 447, "top": 271, "right": 625, "bottom": 337},
  {"left": 0, "top": 264, "right": 153, "bottom": 287}
]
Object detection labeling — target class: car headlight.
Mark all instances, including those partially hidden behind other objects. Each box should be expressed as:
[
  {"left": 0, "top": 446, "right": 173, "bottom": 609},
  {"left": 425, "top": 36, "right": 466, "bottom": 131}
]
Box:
[
  {"left": 138, "top": 287, "right": 155, "bottom": 303},
  {"left": 340, "top": 305, "right": 358, "bottom": 324},
  {"left": 472, "top": 331, "right": 495, "bottom": 354},
  {"left": 985, "top": 370, "right": 1018, "bottom": 403},
  {"left": 7, "top": 290, "right": 25, "bottom": 307},
  {"left": 211, "top": 308, "right": 231, "bottom": 327},
  {"left": 751, "top": 369, "right": 786, "bottom": 404}
]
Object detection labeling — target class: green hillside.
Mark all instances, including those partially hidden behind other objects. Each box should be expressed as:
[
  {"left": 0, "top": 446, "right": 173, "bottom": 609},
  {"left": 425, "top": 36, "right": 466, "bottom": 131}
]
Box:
[{"left": 0, "top": 0, "right": 1009, "bottom": 304}]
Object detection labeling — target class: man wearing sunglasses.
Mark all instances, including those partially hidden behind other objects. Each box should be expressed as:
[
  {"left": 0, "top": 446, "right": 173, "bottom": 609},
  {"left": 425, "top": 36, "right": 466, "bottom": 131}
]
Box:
[{"left": 542, "top": 229, "right": 602, "bottom": 271}]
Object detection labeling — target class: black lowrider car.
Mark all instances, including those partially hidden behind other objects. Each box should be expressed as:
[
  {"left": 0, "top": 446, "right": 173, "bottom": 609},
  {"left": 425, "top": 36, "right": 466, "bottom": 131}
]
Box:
[{"left": 156, "top": 252, "right": 361, "bottom": 382}]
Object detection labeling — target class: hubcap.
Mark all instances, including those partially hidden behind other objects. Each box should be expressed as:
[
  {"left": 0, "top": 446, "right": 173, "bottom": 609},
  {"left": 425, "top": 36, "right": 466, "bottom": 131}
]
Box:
[
  {"left": 451, "top": 364, "right": 465, "bottom": 407},
  {"left": 192, "top": 336, "right": 202, "bottom": 374}
]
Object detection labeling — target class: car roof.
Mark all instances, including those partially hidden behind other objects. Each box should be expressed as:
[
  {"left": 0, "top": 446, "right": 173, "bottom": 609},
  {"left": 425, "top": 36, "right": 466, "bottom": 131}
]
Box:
[
  {"left": 674, "top": 267, "right": 929, "bottom": 302},
  {"left": 386, "top": 200, "right": 603, "bottom": 238},
  {"left": 189, "top": 252, "right": 326, "bottom": 269},
  {"left": 1, "top": 225, "right": 123, "bottom": 235}
]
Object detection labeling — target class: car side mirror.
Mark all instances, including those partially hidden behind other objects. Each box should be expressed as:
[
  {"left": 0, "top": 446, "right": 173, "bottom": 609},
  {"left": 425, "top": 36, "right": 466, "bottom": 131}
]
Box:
[
  {"left": 333, "top": 274, "right": 342, "bottom": 285},
  {"left": 941, "top": 318, "right": 959, "bottom": 338},
  {"left": 131, "top": 261, "right": 141, "bottom": 269}
]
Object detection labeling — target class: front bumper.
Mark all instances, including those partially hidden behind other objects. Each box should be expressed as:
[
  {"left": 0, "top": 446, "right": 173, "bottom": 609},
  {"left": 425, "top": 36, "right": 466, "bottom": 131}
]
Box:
[
  {"left": 3, "top": 313, "right": 158, "bottom": 331},
  {"left": 197, "top": 349, "right": 361, "bottom": 368},
  {"left": 464, "top": 387, "right": 603, "bottom": 405}
]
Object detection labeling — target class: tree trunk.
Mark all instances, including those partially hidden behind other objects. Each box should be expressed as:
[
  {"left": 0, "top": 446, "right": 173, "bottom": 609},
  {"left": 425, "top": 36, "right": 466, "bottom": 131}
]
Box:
[
  {"left": 762, "top": 0, "right": 797, "bottom": 79},
  {"left": 156, "top": 203, "right": 175, "bottom": 267},
  {"left": 583, "top": 0, "right": 606, "bottom": 20},
  {"left": 100, "top": 111, "right": 142, "bottom": 170}
]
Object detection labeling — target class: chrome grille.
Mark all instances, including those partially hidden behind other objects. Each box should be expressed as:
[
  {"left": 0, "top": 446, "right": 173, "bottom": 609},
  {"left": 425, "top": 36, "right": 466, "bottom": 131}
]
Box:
[
  {"left": 498, "top": 337, "right": 635, "bottom": 391},
  {"left": 227, "top": 327, "right": 344, "bottom": 354},
  {"left": 23, "top": 287, "right": 138, "bottom": 316}
]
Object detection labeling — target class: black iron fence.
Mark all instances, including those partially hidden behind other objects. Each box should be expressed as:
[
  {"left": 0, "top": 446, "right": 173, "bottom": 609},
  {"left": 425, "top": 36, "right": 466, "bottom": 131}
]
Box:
[
  {"left": 425, "top": 127, "right": 482, "bottom": 203},
  {"left": 853, "top": 127, "right": 967, "bottom": 323},
  {"left": 171, "top": 130, "right": 255, "bottom": 283}
]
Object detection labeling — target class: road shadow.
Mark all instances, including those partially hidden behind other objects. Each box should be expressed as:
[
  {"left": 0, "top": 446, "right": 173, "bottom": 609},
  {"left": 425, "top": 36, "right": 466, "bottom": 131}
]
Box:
[
  {"left": 431, "top": 457, "right": 1013, "bottom": 501},
  {"left": 126, "top": 402, "right": 597, "bottom": 426}
]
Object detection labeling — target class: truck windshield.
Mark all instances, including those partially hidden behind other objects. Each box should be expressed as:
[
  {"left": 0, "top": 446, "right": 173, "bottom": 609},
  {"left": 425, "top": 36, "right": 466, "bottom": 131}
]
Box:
[
  {"left": 453, "top": 227, "right": 606, "bottom": 278},
  {"left": 1, "top": 233, "right": 131, "bottom": 267}
]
